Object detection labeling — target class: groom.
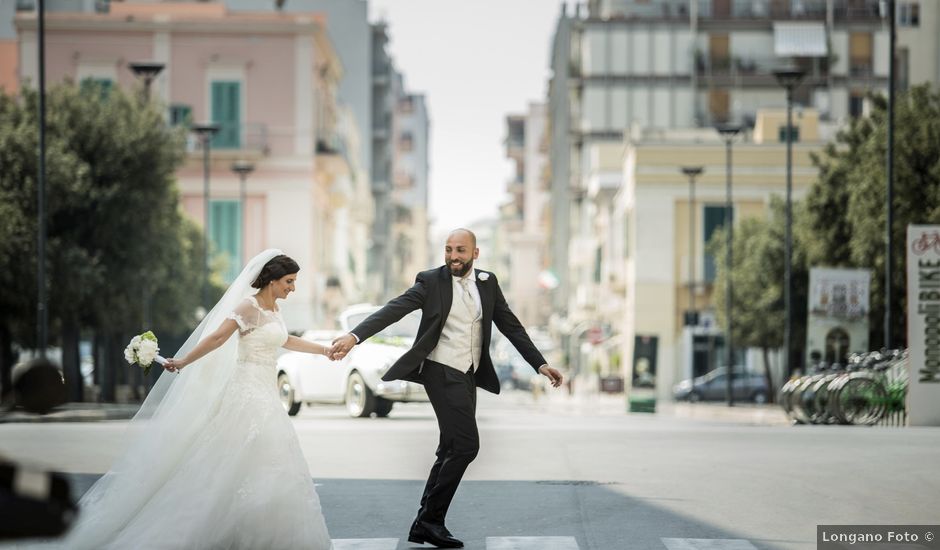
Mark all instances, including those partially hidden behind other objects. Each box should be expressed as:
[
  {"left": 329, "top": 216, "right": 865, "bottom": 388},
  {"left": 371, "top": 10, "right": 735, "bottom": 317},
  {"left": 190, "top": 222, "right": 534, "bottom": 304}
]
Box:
[{"left": 330, "top": 228, "right": 563, "bottom": 548}]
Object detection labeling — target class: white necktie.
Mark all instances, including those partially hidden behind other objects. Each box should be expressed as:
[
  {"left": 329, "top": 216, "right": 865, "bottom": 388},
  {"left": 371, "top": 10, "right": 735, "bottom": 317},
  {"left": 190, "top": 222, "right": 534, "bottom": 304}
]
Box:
[{"left": 458, "top": 278, "right": 476, "bottom": 317}]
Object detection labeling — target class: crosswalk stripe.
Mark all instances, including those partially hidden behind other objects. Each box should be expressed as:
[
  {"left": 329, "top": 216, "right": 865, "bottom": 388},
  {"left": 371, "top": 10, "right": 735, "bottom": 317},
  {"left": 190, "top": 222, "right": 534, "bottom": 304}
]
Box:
[
  {"left": 331, "top": 538, "right": 399, "bottom": 550},
  {"left": 487, "top": 536, "right": 580, "bottom": 550},
  {"left": 661, "top": 539, "right": 759, "bottom": 550}
]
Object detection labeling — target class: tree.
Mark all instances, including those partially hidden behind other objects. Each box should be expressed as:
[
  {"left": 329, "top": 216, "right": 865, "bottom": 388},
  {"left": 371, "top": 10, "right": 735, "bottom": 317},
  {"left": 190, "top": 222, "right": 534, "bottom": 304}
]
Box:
[
  {"left": 709, "top": 198, "right": 810, "bottom": 399},
  {"left": 0, "top": 82, "right": 218, "bottom": 401},
  {"left": 802, "top": 84, "right": 940, "bottom": 349}
]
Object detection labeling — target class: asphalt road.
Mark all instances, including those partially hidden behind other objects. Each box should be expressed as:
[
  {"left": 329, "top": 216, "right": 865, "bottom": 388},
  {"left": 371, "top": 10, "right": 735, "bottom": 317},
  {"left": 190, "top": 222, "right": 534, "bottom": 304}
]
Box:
[{"left": 2, "top": 392, "right": 938, "bottom": 550}]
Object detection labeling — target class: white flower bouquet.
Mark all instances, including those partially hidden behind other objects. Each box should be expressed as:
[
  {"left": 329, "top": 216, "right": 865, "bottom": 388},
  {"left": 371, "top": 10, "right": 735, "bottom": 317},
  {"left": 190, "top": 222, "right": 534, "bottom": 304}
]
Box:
[{"left": 124, "top": 331, "right": 167, "bottom": 375}]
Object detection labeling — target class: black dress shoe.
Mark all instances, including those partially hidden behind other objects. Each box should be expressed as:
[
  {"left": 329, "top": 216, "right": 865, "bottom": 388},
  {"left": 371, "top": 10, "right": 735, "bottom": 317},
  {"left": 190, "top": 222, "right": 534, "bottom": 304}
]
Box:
[{"left": 407, "top": 520, "right": 463, "bottom": 548}]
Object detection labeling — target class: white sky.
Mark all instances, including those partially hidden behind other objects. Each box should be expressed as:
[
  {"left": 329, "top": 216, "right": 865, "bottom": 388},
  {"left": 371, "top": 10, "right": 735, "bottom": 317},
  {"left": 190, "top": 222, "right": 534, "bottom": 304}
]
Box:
[{"left": 368, "top": 0, "right": 561, "bottom": 236}]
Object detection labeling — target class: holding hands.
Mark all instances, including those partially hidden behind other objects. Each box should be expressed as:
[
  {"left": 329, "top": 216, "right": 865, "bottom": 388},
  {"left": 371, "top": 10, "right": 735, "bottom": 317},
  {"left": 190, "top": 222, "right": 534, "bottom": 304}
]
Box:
[{"left": 329, "top": 334, "right": 357, "bottom": 361}]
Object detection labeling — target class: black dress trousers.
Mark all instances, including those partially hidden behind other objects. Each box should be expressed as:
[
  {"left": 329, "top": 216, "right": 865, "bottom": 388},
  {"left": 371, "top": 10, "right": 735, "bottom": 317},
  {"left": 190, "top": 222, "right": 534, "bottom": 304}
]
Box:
[{"left": 415, "top": 360, "right": 479, "bottom": 525}]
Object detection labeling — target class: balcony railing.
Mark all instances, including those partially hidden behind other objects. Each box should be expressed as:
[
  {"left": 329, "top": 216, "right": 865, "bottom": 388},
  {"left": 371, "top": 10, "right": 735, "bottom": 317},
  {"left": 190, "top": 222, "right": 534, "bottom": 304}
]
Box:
[
  {"left": 187, "top": 122, "right": 269, "bottom": 155},
  {"left": 699, "top": 0, "right": 881, "bottom": 21},
  {"left": 695, "top": 53, "right": 830, "bottom": 81}
]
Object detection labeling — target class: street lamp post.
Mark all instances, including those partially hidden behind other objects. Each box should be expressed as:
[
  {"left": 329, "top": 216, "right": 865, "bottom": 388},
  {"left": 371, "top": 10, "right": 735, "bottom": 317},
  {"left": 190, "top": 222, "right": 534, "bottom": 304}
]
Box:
[
  {"left": 127, "top": 61, "right": 164, "bottom": 101},
  {"left": 774, "top": 68, "right": 806, "bottom": 378},
  {"left": 716, "top": 124, "right": 742, "bottom": 407},
  {"left": 191, "top": 124, "right": 220, "bottom": 309},
  {"left": 231, "top": 160, "right": 255, "bottom": 267},
  {"left": 884, "top": 0, "right": 897, "bottom": 350},
  {"left": 128, "top": 61, "right": 165, "bottom": 395},
  {"left": 680, "top": 167, "right": 704, "bottom": 329},
  {"left": 36, "top": 0, "right": 48, "bottom": 359}
]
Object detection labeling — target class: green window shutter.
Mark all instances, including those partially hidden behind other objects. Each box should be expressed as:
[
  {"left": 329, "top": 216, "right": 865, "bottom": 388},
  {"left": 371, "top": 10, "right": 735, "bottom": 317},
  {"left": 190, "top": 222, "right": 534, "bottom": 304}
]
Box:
[
  {"left": 703, "top": 205, "right": 733, "bottom": 283},
  {"left": 170, "top": 104, "right": 193, "bottom": 127},
  {"left": 211, "top": 81, "right": 241, "bottom": 149},
  {"left": 209, "top": 200, "right": 243, "bottom": 283},
  {"left": 80, "top": 77, "right": 113, "bottom": 101}
]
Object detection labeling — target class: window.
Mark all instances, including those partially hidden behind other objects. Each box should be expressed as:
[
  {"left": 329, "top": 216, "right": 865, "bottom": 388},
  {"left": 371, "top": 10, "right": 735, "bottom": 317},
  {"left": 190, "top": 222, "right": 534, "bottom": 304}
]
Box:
[
  {"left": 709, "top": 89, "right": 730, "bottom": 124},
  {"left": 849, "top": 91, "right": 865, "bottom": 118},
  {"left": 849, "top": 32, "right": 873, "bottom": 76},
  {"left": 898, "top": 1, "right": 919, "bottom": 27},
  {"left": 777, "top": 124, "right": 799, "bottom": 142},
  {"left": 170, "top": 104, "right": 192, "bottom": 127},
  {"left": 704, "top": 205, "right": 733, "bottom": 283},
  {"left": 399, "top": 132, "right": 413, "bottom": 152},
  {"left": 209, "top": 200, "right": 242, "bottom": 283},
  {"left": 898, "top": 48, "right": 910, "bottom": 92},
  {"left": 80, "top": 77, "right": 113, "bottom": 101},
  {"left": 211, "top": 81, "right": 241, "bottom": 149},
  {"left": 398, "top": 96, "right": 414, "bottom": 113}
]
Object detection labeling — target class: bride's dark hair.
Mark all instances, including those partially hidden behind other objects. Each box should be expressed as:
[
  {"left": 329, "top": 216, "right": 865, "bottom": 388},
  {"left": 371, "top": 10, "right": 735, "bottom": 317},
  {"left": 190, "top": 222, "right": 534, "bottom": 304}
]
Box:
[{"left": 251, "top": 255, "right": 300, "bottom": 289}]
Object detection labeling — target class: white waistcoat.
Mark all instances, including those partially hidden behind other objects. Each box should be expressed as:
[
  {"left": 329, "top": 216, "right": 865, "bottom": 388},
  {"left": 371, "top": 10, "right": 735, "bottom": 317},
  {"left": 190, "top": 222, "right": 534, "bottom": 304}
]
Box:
[{"left": 428, "top": 278, "right": 483, "bottom": 373}]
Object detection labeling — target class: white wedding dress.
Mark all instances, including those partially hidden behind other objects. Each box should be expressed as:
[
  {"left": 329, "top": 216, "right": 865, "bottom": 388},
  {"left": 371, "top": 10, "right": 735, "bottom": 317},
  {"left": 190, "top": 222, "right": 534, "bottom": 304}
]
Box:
[{"left": 55, "top": 295, "right": 332, "bottom": 550}]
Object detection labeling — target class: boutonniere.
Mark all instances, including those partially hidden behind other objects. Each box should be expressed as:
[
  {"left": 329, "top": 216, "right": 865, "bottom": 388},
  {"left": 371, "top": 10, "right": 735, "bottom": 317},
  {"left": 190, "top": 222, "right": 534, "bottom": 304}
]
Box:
[{"left": 478, "top": 272, "right": 490, "bottom": 282}]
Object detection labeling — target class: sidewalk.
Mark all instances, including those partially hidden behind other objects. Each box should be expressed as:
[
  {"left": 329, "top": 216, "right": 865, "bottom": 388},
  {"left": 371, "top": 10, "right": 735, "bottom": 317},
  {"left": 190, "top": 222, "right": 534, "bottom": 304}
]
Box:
[
  {"left": 0, "top": 402, "right": 140, "bottom": 424},
  {"left": 497, "top": 388, "right": 792, "bottom": 426}
]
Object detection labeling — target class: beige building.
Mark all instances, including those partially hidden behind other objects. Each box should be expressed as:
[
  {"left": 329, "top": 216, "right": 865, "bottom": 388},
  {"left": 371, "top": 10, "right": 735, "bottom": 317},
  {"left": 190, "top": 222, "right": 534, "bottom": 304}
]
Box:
[
  {"left": 501, "top": 103, "right": 551, "bottom": 328},
  {"left": 614, "top": 110, "right": 830, "bottom": 401},
  {"left": 545, "top": 0, "right": 940, "bottom": 392}
]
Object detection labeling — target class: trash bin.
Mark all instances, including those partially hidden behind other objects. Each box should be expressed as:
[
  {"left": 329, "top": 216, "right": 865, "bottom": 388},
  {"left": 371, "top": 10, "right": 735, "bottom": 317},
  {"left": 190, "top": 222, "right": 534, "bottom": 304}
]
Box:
[{"left": 628, "top": 396, "right": 656, "bottom": 413}]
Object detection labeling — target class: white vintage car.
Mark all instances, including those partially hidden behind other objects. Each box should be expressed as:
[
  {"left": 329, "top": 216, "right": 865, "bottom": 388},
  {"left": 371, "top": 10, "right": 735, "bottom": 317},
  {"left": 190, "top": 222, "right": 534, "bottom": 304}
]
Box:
[{"left": 276, "top": 304, "right": 428, "bottom": 418}]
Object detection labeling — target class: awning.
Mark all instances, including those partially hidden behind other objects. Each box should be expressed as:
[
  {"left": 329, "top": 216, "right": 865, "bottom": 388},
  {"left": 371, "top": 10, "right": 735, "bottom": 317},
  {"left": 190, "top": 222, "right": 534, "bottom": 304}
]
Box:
[{"left": 773, "top": 22, "right": 827, "bottom": 57}]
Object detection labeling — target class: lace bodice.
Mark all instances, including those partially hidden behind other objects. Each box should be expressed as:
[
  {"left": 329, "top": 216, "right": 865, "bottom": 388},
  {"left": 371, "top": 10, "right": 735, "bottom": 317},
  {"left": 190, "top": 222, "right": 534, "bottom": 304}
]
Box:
[{"left": 227, "top": 296, "right": 288, "bottom": 365}]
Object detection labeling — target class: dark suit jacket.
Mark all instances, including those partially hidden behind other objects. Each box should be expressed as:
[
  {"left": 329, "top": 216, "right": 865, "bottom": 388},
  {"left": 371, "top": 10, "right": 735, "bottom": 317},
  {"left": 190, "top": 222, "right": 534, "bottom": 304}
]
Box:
[{"left": 349, "top": 266, "right": 547, "bottom": 394}]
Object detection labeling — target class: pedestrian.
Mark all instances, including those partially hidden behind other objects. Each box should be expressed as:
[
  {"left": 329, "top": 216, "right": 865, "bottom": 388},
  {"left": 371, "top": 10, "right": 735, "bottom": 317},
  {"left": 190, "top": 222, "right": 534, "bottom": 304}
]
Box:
[{"left": 331, "top": 228, "right": 563, "bottom": 548}]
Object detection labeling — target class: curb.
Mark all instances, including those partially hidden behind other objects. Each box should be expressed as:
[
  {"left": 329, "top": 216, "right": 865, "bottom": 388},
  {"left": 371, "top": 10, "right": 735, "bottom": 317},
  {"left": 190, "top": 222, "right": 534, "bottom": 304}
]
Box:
[{"left": 0, "top": 404, "right": 140, "bottom": 424}]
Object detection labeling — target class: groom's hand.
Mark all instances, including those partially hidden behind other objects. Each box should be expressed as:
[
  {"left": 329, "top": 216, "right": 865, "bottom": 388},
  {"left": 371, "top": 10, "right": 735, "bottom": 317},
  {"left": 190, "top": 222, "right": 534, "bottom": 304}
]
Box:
[
  {"left": 538, "top": 365, "right": 564, "bottom": 388},
  {"left": 330, "top": 334, "right": 357, "bottom": 360}
]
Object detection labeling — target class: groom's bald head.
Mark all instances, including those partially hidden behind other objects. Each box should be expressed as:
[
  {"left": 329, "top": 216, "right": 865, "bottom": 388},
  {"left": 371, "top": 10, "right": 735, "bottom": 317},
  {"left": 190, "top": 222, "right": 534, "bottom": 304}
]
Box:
[{"left": 448, "top": 228, "right": 477, "bottom": 248}]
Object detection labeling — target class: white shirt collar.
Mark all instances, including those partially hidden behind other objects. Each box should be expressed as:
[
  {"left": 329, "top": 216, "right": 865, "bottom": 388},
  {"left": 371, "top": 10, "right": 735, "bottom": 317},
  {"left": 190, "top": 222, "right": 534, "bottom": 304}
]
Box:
[{"left": 454, "top": 269, "right": 476, "bottom": 284}]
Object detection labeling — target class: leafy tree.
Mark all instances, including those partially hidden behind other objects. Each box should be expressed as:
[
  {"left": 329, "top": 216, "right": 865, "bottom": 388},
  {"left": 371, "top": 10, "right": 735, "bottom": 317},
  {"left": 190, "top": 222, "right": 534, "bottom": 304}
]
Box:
[
  {"left": 709, "top": 198, "right": 809, "bottom": 399},
  {"left": 710, "top": 84, "right": 940, "bottom": 389},
  {"left": 0, "top": 82, "right": 219, "bottom": 401},
  {"left": 802, "top": 84, "right": 940, "bottom": 349}
]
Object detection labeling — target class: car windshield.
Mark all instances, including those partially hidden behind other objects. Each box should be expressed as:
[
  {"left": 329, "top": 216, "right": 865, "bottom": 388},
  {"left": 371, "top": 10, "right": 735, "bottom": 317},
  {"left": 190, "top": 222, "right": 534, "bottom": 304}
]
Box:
[{"left": 346, "top": 310, "right": 420, "bottom": 339}]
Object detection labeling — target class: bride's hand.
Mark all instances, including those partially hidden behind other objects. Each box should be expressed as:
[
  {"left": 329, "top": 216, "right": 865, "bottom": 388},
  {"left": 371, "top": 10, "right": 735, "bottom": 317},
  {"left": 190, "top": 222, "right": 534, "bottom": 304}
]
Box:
[{"left": 164, "top": 358, "right": 188, "bottom": 373}]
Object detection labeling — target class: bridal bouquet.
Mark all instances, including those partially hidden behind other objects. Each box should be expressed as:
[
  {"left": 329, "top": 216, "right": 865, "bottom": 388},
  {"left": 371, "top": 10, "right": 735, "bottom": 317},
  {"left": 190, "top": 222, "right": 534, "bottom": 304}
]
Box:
[{"left": 124, "top": 331, "right": 167, "bottom": 375}]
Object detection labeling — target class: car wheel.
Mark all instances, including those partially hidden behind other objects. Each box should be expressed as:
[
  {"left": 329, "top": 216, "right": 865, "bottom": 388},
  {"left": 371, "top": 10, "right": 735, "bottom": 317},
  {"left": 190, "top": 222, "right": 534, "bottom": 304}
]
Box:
[
  {"left": 278, "top": 372, "right": 302, "bottom": 416},
  {"left": 688, "top": 390, "right": 702, "bottom": 403},
  {"left": 374, "top": 397, "right": 394, "bottom": 418},
  {"left": 345, "top": 371, "right": 376, "bottom": 418},
  {"left": 752, "top": 390, "right": 769, "bottom": 404}
]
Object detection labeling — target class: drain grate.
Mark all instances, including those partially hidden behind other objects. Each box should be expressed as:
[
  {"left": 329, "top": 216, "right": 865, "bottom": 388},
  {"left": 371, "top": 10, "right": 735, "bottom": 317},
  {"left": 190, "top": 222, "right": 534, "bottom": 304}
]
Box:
[{"left": 535, "top": 480, "right": 618, "bottom": 486}]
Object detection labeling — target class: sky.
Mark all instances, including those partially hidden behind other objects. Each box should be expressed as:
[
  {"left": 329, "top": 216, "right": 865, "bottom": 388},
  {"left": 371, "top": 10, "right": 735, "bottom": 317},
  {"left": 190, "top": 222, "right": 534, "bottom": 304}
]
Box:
[{"left": 368, "top": 0, "right": 562, "bottom": 237}]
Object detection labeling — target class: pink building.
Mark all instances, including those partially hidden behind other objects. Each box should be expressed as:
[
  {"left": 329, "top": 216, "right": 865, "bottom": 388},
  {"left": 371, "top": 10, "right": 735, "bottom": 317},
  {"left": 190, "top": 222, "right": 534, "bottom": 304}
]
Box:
[{"left": 15, "top": 2, "right": 358, "bottom": 329}]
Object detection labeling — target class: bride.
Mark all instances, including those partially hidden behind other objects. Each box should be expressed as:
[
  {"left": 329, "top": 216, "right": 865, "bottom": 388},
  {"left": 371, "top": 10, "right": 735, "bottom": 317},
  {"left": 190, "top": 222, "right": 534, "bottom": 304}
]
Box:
[{"left": 58, "top": 250, "right": 334, "bottom": 549}]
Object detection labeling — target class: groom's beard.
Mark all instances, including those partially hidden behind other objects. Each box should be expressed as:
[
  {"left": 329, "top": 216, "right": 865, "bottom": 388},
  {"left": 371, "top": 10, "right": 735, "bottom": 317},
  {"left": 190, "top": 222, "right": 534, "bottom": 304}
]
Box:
[{"left": 448, "top": 259, "right": 473, "bottom": 278}]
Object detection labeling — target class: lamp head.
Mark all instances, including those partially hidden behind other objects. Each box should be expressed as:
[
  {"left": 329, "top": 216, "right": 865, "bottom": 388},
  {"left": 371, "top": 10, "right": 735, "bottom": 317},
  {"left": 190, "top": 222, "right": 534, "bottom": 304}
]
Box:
[
  {"left": 773, "top": 67, "right": 806, "bottom": 89},
  {"left": 191, "top": 123, "right": 221, "bottom": 140},
  {"left": 128, "top": 61, "right": 165, "bottom": 80},
  {"left": 231, "top": 160, "right": 256, "bottom": 176},
  {"left": 681, "top": 166, "right": 704, "bottom": 178},
  {"left": 715, "top": 123, "right": 743, "bottom": 139}
]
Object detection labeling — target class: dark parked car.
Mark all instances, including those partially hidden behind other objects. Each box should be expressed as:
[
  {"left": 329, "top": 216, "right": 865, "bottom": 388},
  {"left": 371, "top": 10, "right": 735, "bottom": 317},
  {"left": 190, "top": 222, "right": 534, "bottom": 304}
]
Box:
[{"left": 673, "top": 367, "right": 769, "bottom": 403}]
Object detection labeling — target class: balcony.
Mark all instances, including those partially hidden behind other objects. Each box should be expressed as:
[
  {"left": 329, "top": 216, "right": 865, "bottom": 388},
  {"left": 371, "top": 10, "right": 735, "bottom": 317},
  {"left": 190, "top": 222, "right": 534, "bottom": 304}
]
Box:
[
  {"left": 187, "top": 122, "right": 269, "bottom": 157},
  {"left": 588, "top": 0, "right": 690, "bottom": 21},
  {"left": 700, "top": 0, "right": 880, "bottom": 23},
  {"left": 695, "top": 53, "right": 829, "bottom": 85}
]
